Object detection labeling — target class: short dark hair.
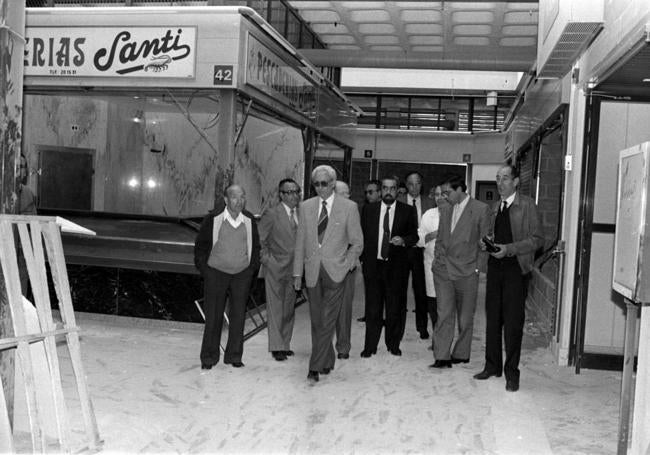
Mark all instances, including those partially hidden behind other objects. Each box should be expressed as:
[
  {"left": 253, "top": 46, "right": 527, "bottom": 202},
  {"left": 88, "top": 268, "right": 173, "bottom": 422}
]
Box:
[
  {"left": 366, "top": 179, "right": 381, "bottom": 188},
  {"left": 381, "top": 176, "right": 398, "bottom": 186},
  {"left": 443, "top": 174, "right": 467, "bottom": 192},
  {"left": 278, "top": 178, "right": 299, "bottom": 190},
  {"left": 501, "top": 164, "right": 520, "bottom": 179},
  {"left": 404, "top": 171, "right": 423, "bottom": 182}
]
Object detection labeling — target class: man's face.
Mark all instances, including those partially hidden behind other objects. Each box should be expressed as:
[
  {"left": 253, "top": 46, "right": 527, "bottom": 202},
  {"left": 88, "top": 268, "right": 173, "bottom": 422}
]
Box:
[
  {"left": 397, "top": 187, "right": 408, "bottom": 198},
  {"left": 381, "top": 179, "right": 398, "bottom": 205},
  {"left": 496, "top": 166, "right": 518, "bottom": 199},
  {"left": 224, "top": 185, "right": 246, "bottom": 215},
  {"left": 279, "top": 181, "right": 301, "bottom": 209},
  {"left": 441, "top": 183, "right": 463, "bottom": 205},
  {"left": 406, "top": 174, "right": 422, "bottom": 197},
  {"left": 312, "top": 170, "right": 335, "bottom": 199},
  {"left": 365, "top": 183, "right": 380, "bottom": 203}
]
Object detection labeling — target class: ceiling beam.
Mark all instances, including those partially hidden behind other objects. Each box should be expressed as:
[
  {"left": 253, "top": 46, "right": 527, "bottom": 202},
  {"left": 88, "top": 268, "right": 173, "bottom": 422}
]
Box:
[{"left": 299, "top": 49, "right": 534, "bottom": 71}]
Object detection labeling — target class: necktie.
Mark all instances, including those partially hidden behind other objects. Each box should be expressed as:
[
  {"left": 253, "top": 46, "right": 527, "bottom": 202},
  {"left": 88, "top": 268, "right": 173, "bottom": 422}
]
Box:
[
  {"left": 501, "top": 201, "right": 507, "bottom": 213},
  {"left": 318, "top": 201, "right": 328, "bottom": 243},
  {"left": 290, "top": 208, "right": 297, "bottom": 230},
  {"left": 412, "top": 197, "right": 419, "bottom": 226},
  {"left": 381, "top": 205, "right": 391, "bottom": 259}
]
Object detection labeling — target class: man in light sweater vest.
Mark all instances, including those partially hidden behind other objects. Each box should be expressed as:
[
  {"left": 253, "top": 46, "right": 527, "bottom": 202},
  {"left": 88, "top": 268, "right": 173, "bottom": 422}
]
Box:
[{"left": 194, "top": 184, "right": 260, "bottom": 370}]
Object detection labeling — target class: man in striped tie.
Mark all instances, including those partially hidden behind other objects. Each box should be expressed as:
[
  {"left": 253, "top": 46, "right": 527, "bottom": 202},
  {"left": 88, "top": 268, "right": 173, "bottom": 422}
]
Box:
[{"left": 293, "top": 165, "right": 363, "bottom": 383}]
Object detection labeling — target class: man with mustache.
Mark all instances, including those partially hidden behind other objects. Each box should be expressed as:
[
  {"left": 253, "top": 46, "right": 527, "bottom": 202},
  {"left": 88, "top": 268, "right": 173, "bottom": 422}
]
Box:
[{"left": 359, "top": 177, "right": 418, "bottom": 357}]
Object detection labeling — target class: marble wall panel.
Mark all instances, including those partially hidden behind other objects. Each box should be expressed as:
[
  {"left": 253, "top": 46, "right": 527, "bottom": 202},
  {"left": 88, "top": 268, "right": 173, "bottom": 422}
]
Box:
[
  {"left": 234, "top": 115, "right": 304, "bottom": 216},
  {"left": 23, "top": 94, "right": 108, "bottom": 210},
  {"left": 23, "top": 94, "right": 226, "bottom": 217}
]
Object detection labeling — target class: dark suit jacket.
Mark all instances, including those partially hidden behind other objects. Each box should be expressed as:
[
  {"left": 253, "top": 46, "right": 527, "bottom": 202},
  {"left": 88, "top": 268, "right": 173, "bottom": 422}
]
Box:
[
  {"left": 433, "top": 197, "right": 490, "bottom": 279},
  {"left": 397, "top": 194, "right": 435, "bottom": 222},
  {"left": 360, "top": 201, "right": 419, "bottom": 276},
  {"left": 194, "top": 208, "right": 261, "bottom": 276}
]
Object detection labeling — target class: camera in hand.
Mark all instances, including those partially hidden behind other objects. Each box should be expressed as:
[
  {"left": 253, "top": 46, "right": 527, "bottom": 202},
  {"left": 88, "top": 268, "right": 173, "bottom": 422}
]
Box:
[{"left": 482, "top": 236, "right": 501, "bottom": 253}]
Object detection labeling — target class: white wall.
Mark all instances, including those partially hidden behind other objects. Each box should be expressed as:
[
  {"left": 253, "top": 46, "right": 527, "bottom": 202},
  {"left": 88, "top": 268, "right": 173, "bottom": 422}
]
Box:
[{"left": 353, "top": 129, "right": 506, "bottom": 164}]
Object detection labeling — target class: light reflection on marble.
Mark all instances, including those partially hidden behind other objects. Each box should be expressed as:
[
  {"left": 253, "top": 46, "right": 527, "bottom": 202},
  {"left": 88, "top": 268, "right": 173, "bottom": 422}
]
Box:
[{"left": 13, "top": 274, "right": 621, "bottom": 454}]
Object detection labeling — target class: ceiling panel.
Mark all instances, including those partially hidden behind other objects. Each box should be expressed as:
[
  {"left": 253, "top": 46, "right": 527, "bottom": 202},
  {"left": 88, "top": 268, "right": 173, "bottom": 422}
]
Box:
[{"left": 289, "top": 1, "right": 539, "bottom": 71}]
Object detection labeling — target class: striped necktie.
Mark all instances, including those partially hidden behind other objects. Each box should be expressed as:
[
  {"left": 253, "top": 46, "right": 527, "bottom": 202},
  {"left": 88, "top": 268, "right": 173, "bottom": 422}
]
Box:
[{"left": 318, "top": 201, "right": 328, "bottom": 243}]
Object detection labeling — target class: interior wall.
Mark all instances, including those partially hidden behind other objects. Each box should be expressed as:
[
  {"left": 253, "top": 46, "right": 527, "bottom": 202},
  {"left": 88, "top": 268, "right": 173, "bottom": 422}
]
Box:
[
  {"left": 583, "top": 101, "right": 650, "bottom": 354},
  {"left": 23, "top": 94, "right": 225, "bottom": 217},
  {"left": 352, "top": 130, "right": 506, "bottom": 164},
  {"left": 234, "top": 114, "right": 305, "bottom": 216}
]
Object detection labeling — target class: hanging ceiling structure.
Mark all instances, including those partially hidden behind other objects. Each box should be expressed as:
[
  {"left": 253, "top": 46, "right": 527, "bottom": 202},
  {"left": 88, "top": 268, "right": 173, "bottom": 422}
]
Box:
[{"left": 289, "top": 1, "right": 539, "bottom": 72}]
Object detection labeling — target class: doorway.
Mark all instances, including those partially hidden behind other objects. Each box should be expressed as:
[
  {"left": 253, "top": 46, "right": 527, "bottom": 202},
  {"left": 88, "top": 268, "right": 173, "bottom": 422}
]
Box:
[
  {"left": 474, "top": 181, "right": 498, "bottom": 206},
  {"left": 38, "top": 146, "right": 94, "bottom": 211}
]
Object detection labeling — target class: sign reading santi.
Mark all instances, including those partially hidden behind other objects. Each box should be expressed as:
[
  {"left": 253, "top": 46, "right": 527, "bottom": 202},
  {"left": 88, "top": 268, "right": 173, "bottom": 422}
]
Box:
[
  {"left": 24, "top": 27, "right": 196, "bottom": 78},
  {"left": 245, "top": 34, "right": 316, "bottom": 117}
]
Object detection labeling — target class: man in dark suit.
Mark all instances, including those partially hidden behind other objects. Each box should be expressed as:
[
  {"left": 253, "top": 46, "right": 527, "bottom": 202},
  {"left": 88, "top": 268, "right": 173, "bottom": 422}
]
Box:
[
  {"left": 360, "top": 177, "right": 419, "bottom": 357},
  {"left": 430, "top": 175, "right": 490, "bottom": 369},
  {"left": 293, "top": 165, "right": 363, "bottom": 383},
  {"left": 194, "top": 184, "right": 261, "bottom": 370},
  {"left": 399, "top": 171, "right": 435, "bottom": 340},
  {"left": 259, "top": 178, "right": 301, "bottom": 362},
  {"left": 474, "top": 165, "right": 544, "bottom": 392}
]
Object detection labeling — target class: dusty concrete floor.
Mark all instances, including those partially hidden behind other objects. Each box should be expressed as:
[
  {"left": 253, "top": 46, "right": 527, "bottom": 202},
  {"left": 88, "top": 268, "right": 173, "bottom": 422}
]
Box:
[{"left": 14, "top": 274, "right": 621, "bottom": 454}]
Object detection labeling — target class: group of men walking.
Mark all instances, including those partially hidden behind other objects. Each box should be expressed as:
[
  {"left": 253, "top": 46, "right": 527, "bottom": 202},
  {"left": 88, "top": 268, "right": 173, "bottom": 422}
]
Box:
[{"left": 194, "top": 163, "right": 543, "bottom": 392}]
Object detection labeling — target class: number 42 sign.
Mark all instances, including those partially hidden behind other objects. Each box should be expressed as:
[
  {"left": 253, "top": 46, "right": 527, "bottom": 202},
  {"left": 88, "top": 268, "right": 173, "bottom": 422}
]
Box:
[{"left": 213, "top": 65, "right": 233, "bottom": 86}]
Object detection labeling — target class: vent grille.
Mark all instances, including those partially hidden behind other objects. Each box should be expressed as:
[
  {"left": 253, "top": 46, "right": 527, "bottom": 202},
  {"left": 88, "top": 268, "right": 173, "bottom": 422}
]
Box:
[{"left": 538, "top": 22, "right": 603, "bottom": 79}]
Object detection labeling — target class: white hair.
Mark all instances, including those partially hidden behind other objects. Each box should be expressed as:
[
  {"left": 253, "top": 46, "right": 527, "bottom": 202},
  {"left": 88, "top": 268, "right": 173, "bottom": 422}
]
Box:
[{"left": 311, "top": 165, "right": 336, "bottom": 182}]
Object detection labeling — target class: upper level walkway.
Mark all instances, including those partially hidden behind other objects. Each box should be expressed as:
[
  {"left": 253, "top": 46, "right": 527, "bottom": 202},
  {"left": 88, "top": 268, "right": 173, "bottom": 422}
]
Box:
[{"left": 15, "top": 274, "right": 620, "bottom": 454}]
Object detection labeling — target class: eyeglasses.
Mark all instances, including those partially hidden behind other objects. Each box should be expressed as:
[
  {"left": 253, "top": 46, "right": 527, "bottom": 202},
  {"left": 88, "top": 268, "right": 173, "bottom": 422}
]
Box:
[
  {"left": 280, "top": 190, "right": 301, "bottom": 195},
  {"left": 312, "top": 180, "right": 330, "bottom": 188},
  {"left": 365, "top": 189, "right": 378, "bottom": 194}
]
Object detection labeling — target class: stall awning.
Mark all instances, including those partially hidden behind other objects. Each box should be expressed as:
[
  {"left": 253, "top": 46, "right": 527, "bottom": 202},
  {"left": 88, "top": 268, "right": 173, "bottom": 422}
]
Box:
[{"left": 40, "top": 210, "right": 200, "bottom": 274}]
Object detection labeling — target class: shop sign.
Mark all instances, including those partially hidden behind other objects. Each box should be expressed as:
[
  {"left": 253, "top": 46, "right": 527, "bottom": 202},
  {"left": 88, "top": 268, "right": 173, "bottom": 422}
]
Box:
[
  {"left": 24, "top": 27, "right": 196, "bottom": 78},
  {"left": 245, "top": 34, "right": 316, "bottom": 117}
]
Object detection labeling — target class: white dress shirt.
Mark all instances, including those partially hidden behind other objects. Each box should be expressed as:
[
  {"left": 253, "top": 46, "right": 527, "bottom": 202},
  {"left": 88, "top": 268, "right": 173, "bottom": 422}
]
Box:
[{"left": 377, "top": 201, "right": 396, "bottom": 260}]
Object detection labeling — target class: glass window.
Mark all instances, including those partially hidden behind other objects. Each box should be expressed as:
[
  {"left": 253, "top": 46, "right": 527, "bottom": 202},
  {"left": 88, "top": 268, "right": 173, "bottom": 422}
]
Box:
[
  {"left": 379, "top": 96, "right": 409, "bottom": 129},
  {"left": 23, "top": 92, "right": 223, "bottom": 217}
]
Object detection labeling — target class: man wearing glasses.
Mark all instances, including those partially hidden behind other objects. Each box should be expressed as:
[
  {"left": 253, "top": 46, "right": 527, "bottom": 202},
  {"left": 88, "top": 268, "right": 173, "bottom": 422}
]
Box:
[
  {"left": 357, "top": 179, "right": 382, "bottom": 323},
  {"left": 259, "top": 179, "right": 302, "bottom": 362},
  {"left": 293, "top": 165, "right": 363, "bottom": 383}
]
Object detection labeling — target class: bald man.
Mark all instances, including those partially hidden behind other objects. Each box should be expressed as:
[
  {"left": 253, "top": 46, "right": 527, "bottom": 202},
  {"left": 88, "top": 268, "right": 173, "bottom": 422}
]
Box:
[{"left": 194, "top": 184, "right": 261, "bottom": 370}]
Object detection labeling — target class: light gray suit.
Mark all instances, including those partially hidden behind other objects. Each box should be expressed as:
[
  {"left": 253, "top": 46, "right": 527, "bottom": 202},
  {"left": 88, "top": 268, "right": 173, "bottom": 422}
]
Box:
[
  {"left": 293, "top": 195, "right": 363, "bottom": 371},
  {"left": 432, "top": 197, "right": 490, "bottom": 361},
  {"left": 259, "top": 203, "right": 298, "bottom": 352}
]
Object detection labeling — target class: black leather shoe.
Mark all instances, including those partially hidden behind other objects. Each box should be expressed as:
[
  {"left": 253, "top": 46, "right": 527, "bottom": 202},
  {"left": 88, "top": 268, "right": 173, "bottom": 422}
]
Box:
[
  {"left": 473, "top": 369, "right": 502, "bottom": 380},
  {"left": 284, "top": 350, "right": 295, "bottom": 357},
  {"left": 357, "top": 316, "right": 366, "bottom": 322},
  {"left": 307, "top": 370, "right": 319, "bottom": 382},
  {"left": 225, "top": 361, "right": 244, "bottom": 368},
  {"left": 419, "top": 332, "right": 429, "bottom": 340},
  {"left": 360, "top": 349, "right": 376, "bottom": 358},
  {"left": 429, "top": 360, "right": 452, "bottom": 368},
  {"left": 337, "top": 353, "right": 349, "bottom": 359},
  {"left": 272, "top": 351, "right": 287, "bottom": 361},
  {"left": 506, "top": 379, "right": 519, "bottom": 392},
  {"left": 389, "top": 348, "right": 402, "bottom": 356},
  {"left": 201, "top": 363, "right": 213, "bottom": 370},
  {"left": 451, "top": 357, "right": 469, "bottom": 364},
  {"left": 320, "top": 367, "right": 332, "bottom": 375}
]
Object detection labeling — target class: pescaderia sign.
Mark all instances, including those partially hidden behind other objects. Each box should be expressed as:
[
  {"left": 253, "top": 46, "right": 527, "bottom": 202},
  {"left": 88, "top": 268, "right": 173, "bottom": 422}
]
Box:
[
  {"left": 24, "top": 27, "right": 196, "bottom": 78},
  {"left": 245, "top": 34, "right": 316, "bottom": 117}
]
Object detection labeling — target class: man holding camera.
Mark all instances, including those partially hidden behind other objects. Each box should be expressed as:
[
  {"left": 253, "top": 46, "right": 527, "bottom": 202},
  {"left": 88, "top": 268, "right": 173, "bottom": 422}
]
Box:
[{"left": 474, "top": 165, "right": 544, "bottom": 392}]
